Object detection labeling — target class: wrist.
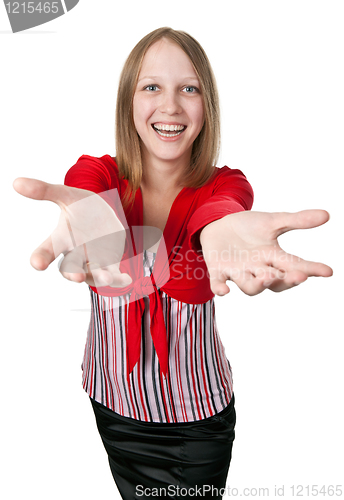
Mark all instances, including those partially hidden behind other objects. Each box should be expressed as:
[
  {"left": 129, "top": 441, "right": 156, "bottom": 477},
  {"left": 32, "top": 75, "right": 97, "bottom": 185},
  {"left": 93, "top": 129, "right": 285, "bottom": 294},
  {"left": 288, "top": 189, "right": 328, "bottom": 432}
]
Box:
[{"left": 199, "top": 218, "right": 224, "bottom": 247}]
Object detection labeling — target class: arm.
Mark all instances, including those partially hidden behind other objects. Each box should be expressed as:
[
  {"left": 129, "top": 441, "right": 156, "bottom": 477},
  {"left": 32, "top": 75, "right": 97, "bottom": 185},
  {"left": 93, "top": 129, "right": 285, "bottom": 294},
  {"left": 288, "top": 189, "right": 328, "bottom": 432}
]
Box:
[
  {"left": 187, "top": 167, "right": 332, "bottom": 296},
  {"left": 187, "top": 167, "right": 254, "bottom": 252}
]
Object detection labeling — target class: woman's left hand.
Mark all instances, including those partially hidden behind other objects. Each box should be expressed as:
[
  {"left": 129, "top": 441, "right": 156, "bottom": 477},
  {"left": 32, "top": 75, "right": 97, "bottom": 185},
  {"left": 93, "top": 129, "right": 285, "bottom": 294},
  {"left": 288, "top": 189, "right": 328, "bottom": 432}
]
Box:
[{"left": 199, "top": 210, "right": 333, "bottom": 296}]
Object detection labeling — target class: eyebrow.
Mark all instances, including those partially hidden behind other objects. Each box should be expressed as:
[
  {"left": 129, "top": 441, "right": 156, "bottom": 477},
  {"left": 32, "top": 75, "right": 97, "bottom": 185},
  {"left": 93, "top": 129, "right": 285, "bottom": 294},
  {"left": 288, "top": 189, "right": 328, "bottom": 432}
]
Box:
[{"left": 137, "top": 76, "right": 200, "bottom": 83}]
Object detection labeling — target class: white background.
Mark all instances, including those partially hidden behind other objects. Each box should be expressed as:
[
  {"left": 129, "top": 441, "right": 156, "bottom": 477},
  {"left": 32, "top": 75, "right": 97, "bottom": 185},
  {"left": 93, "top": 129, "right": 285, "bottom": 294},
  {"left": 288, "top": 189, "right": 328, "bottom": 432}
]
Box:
[{"left": 1, "top": 1, "right": 343, "bottom": 499}]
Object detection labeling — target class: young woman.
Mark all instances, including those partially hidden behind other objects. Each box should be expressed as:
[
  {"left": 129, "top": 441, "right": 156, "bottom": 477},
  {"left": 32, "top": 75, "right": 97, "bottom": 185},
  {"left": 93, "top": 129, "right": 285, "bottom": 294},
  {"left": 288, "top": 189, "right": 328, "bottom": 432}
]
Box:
[{"left": 13, "top": 28, "right": 332, "bottom": 500}]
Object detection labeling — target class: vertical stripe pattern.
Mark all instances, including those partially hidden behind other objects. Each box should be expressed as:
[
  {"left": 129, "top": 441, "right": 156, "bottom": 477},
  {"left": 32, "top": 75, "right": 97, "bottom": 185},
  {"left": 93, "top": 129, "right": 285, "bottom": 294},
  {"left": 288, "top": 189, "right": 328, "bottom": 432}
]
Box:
[{"left": 81, "top": 251, "right": 233, "bottom": 423}]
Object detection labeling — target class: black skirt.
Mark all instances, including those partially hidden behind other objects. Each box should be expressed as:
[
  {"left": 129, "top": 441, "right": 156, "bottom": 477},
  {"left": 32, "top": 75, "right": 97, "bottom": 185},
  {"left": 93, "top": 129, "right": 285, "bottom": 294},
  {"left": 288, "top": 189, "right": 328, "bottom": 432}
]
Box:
[{"left": 90, "top": 396, "right": 236, "bottom": 500}]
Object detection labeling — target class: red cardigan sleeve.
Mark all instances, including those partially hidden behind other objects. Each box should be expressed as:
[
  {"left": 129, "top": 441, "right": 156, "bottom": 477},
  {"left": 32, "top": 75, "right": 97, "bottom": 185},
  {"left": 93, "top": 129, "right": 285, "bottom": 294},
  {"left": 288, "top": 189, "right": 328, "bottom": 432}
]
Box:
[
  {"left": 64, "top": 154, "right": 127, "bottom": 221},
  {"left": 187, "top": 166, "right": 254, "bottom": 251},
  {"left": 64, "top": 154, "right": 119, "bottom": 193}
]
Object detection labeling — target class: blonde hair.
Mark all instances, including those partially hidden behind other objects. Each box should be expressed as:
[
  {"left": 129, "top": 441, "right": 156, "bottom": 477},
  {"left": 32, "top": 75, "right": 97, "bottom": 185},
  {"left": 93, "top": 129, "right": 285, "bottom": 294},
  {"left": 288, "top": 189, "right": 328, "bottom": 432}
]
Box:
[{"left": 115, "top": 27, "right": 221, "bottom": 209}]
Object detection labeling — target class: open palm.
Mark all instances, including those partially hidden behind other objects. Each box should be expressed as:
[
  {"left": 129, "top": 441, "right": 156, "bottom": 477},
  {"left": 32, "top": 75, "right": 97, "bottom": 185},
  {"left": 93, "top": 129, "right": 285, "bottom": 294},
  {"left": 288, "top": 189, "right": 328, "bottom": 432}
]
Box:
[
  {"left": 200, "top": 210, "right": 332, "bottom": 296},
  {"left": 13, "top": 178, "right": 132, "bottom": 288}
]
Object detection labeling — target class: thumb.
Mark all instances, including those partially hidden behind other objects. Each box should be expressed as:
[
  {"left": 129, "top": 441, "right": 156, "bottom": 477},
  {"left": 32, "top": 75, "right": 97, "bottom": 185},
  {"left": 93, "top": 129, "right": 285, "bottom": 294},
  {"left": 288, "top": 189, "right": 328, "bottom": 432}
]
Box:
[
  {"left": 13, "top": 177, "right": 78, "bottom": 207},
  {"left": 274, "top": 209, "right": 330, "bottom": 237},
  {"left": 13, "top": 177, "right": 61, "bottom": 202}
]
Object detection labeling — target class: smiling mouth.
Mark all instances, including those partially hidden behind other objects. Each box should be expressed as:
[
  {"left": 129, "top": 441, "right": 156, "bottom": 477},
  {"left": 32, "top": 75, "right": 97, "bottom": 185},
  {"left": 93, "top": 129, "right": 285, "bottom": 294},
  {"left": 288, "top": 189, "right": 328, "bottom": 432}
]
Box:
[{"left": 152, "top": 124, "right": 186, "bottom": 138}]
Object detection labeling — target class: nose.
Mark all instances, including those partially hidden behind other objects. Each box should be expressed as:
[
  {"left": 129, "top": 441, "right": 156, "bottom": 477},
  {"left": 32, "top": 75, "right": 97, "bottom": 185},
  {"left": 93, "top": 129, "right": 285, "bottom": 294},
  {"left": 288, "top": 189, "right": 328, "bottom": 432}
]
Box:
[{"left": 159, "top": 89, "right": 182, "bottom": 115}]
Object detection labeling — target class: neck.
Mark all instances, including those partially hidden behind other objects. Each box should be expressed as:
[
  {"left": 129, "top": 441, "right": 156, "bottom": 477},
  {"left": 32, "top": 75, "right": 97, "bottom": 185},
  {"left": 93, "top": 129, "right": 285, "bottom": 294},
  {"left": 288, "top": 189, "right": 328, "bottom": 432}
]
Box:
[{"left": 140, "top": 151, "right": 190, "bottom": 194}]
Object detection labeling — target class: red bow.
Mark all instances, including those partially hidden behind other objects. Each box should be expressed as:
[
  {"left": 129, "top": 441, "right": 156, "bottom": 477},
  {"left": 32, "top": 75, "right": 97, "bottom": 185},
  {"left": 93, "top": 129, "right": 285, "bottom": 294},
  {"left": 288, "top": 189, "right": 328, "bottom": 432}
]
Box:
[{"left": 127, "top": 274, "right": 168, "bottom": 380}]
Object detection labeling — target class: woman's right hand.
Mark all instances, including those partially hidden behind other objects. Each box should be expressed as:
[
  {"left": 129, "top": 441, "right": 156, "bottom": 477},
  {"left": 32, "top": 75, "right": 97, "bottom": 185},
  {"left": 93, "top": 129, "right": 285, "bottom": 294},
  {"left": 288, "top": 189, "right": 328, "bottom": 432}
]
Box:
[{"left": 13, "top": 178, "right": 132, "bottom": 288}]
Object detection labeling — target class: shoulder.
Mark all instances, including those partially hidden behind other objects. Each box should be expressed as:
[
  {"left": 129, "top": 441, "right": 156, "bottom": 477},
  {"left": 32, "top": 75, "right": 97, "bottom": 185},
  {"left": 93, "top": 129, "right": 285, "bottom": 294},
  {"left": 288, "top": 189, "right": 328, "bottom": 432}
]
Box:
[
  {"left": 213, "top": 164, "right": 248, "bottom": 179},
  {"left": 205, "top": 165, "right": 252, "bottom": 190},
  {"left": 64, "top": 154, "right": 124, "bottom": 193},
  {"left": 201, "top": 165, "right": 254, "bottom": 209}
]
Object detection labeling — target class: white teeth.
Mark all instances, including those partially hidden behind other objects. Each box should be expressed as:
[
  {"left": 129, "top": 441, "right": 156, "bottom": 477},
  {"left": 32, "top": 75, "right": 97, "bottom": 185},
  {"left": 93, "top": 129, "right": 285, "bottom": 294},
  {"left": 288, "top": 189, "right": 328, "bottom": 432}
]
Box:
[
  {"left": 152, "top": 123, "right": 186, "bottom": 137},
  {"left": 156, "top": 130, "right": 183, "bottom": 137},
  {"left": 154, "top": 124, "right": 185, "bottom": 132}
]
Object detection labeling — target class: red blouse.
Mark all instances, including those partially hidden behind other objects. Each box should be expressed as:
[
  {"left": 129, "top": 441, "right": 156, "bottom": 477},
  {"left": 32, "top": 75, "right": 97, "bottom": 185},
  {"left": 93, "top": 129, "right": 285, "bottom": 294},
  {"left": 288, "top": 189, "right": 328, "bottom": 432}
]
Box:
[{"left": 64, "top": 155, "right": 254, "bottom": 379}]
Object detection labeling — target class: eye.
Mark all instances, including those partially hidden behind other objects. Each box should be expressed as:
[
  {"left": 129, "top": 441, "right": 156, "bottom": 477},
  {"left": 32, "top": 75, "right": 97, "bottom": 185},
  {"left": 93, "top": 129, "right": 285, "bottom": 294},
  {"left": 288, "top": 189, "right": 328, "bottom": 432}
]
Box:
[
  {"left": 144, "top": 84, "right": 159, "bottom": 92},
  {"left": 183, "top": 86, "right": 200, "bottom": 93}
]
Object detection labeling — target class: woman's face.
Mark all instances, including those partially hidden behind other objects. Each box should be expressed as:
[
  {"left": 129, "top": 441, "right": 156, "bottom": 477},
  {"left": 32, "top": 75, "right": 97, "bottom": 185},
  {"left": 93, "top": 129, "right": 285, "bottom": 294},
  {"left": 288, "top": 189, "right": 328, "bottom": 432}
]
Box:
[{"left": 133, "top": 39, "right": 205, "bottom": 170}]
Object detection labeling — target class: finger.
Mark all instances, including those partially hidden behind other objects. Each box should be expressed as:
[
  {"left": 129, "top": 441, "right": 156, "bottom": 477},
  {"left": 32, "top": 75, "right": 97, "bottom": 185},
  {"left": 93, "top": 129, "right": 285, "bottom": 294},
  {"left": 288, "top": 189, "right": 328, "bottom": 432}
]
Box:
[
  {"left": 210, "top": 277, "right": 231, "bottom": 296},
  {"left": 59, "top": 249, "right": 88, "bottom": 283},
  {"left": 227, "top": 264, "right": 287, "bottom": 296},
  {"left": 30, "top": 235, "right": 64, "bottom": 270},
  {"left": 91, "top": 263, "right": 132, "bottom": 288},
  {"left": 234, "top": 272, "right": 268, "bottom": 296},
  {"left": 210, "top": 266, "right": 263, "bottom": 296},
  {"left": 105, "top": 263, "right": 132, "bottom": 287},
  {"left": 236, "top": 265, "right": 283, "bottom": 294},
  {"left": 273, "top": 210, "right": 330, "bottom": 238},
  {"left": 61, "top": 263, "right": 111, "bottom": 287},
  {"left": 253, "top": 264, "right": 282, "bottom": 281},
  {"left": 209, "top": 264, "right": 268, "bottom": 297},
  {"left": 211, "top": 265, "right": 283, "bottom": 296},
  {"left": 60, "top": 268, "right": 87, "bottom": 284},
  {"left": 266, "top": 270, "right": 309, "bottom": 292},
  {"left": 85, "top": 267, "right": 113, "bottom": 287},
  {"left": 29, "top": 220, "right": 76, "bottom": 271},
  {"left": 207, "top": 266, "right": 231, "bottom": 296},
  {"left": 271, "top": 252, "right": 333, "bottom": 278},
  {"left": 291, "top": 260, "right": 333, "bottom": 278}
]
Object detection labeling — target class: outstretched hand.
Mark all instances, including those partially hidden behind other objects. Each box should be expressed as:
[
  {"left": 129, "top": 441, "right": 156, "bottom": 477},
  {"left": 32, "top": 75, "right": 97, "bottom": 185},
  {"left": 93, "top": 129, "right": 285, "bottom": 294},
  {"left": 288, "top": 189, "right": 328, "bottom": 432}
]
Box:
[
  {"left": 13, "top": 178, "right": 132, "bottom": 288},
  {"left": 200, "top": 210, "right": 333, "bottom": 296}
]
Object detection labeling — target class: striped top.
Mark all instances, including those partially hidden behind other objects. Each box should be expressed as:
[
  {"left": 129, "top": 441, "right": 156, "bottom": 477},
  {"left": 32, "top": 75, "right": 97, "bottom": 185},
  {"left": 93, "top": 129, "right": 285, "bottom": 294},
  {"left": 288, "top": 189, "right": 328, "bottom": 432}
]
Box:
[{"left": 82, "top": 250, "right": 234, "bottom": 423}]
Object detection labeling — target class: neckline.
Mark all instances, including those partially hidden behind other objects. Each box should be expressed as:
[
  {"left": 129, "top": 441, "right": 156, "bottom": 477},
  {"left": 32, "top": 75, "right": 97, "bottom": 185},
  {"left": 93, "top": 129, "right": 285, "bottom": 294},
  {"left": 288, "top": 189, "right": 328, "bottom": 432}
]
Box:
[{"left": 138, "top": 185, "right": 186, "bottom": 253}]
